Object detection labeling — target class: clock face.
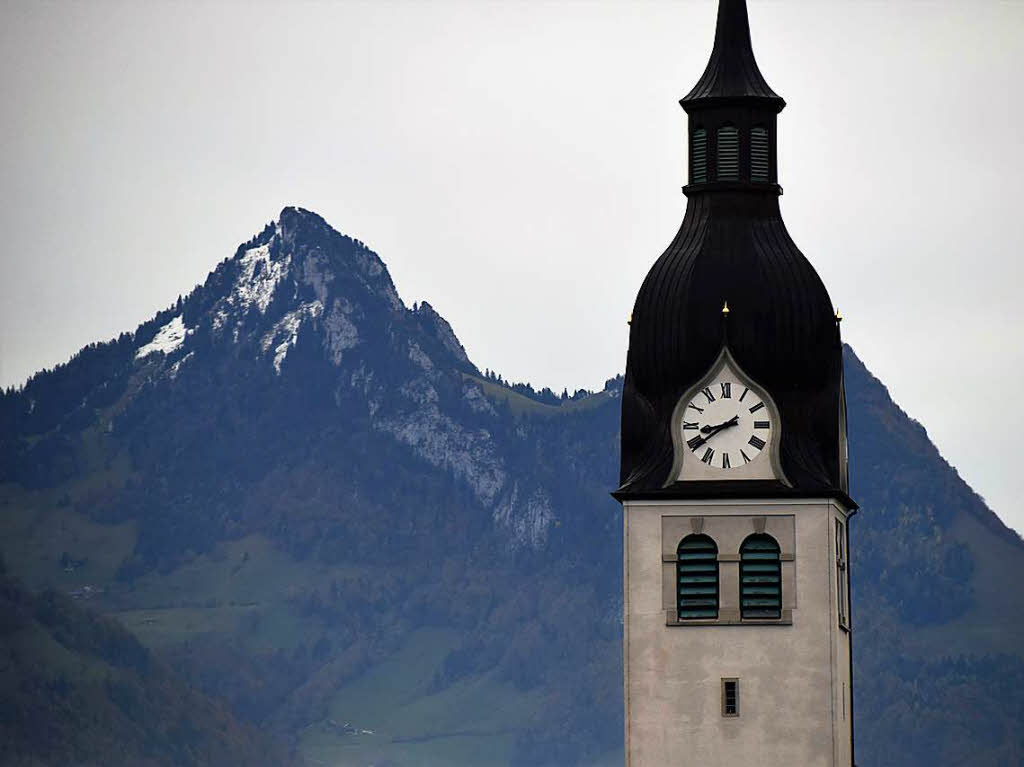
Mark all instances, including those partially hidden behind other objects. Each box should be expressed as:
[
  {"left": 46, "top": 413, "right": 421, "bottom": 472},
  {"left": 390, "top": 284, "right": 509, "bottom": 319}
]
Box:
[{"left": 683, "top": 380, "right": 772, "bottom": 470}]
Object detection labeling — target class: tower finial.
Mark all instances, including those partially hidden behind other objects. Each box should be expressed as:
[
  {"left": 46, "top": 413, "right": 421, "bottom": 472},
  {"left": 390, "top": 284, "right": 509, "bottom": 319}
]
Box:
[{"left": 680, "top": 0, "right": 784, "bottom": 110}]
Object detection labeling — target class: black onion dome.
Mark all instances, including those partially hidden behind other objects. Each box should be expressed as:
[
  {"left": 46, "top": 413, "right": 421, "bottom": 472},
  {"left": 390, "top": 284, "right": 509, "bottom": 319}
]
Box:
[
  {"left": 619, "top": 195, "right": 843, "bottom": 495},
  {"left": 618, "top": 0, "right": 847, "bottom": 502},
  {"left": 681, "top": 0, "right": 784, "bottom": 108}
]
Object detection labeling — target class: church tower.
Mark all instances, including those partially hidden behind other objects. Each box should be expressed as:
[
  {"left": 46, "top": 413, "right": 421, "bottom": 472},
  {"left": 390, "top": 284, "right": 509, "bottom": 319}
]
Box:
[{"left": 615, "top": 1, "right": 855, "bottom": 765}]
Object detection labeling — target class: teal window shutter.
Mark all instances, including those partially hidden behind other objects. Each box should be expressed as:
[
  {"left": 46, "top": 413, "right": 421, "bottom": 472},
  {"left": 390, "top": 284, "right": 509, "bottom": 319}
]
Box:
[
  {"left": 740, "top": 534, "right": 781, "bottom": 619},
  {"left": 677, "top": 534, "right": 719, "bottom": 620},
  {"left": 750, "top": 126, "right": 769, "bottom": 182},
  {"left": 691, "top": 128, "right": 708, "bottom": 184},
  {"left": 716, "top": 125, "right": 739, "bottom": 181}
]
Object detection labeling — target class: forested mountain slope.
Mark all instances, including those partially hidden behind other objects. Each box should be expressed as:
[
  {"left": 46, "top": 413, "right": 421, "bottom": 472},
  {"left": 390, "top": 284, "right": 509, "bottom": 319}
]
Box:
[
  {"left": 1, "top": 207, "right": 1022, "bottom": 766},
  {"left": 0, "top": 567, "right": 298, "bottom": 766}
]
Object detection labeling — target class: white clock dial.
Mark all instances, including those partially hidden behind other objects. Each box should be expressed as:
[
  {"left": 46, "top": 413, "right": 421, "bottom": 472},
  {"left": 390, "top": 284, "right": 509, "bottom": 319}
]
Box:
[{"left": 682, "top": 380, "right": 771, "bottom": 470}]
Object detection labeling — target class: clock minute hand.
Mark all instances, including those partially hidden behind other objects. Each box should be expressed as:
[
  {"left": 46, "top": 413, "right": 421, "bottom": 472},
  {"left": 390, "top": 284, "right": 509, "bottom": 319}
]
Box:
[
  {"left": 692, "top": 415, "right": 741, "bottom": 452},
  {"left": 689, "top": 416, "right": 740, "bottom": 450},
  {"left": 700, "top": 415, "right": 739, "bottom": 435}
]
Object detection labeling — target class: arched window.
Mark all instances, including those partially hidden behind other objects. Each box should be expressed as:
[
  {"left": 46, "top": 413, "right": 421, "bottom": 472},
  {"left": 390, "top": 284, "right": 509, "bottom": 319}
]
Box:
[
  {"left": 716, "top": 125, "right": 739, "bottom": 180},
  {"left": 677, "top": 534, "right": 719, "bottom": 620},
  {"left": 750, "top": 126, "right": 769, "bottom": 182},
  {"left": 740, "top": 534, "right": 781, "bottom": 619},
  {"left": 691, "top": 127, "right": 708, "bottom": 184}
]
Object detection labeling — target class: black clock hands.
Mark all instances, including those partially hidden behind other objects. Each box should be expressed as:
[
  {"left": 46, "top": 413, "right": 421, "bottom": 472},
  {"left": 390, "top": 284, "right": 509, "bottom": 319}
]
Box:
[
  {"left": 689, "top": 415, "right": 739, "bottom": 449},
  {"left": 700, "top": 415, "right": 739, "bottom": 434}
]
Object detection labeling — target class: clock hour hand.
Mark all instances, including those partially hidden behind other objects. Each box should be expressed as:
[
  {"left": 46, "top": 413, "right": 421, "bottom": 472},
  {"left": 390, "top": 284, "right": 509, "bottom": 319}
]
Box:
[
  {"left": 700, "top": 415, "right": 739, "bottom": 434},
  {"left": 689, "top": 415, "right": 739, "bottom": 450}
]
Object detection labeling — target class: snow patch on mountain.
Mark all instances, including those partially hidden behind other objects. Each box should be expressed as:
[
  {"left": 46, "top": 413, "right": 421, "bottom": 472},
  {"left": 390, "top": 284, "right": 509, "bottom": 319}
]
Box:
[
  {"left": 169, "top": 351, "right": 194, "bottom": 379},
  {"left": 238, "top": 243, "right": 289, "bottom": 313},
  {"left": 214, "top": 241, "right": 291, "bottom": 333},
  {"left": 136, "top": 316, "right": 190, "bottom": 359},
  {"left": 493, "top": 482, "right": 555, "bottom": 549},
  {"left": 262, "top": 300, "right": 324, "bottom": 374}
]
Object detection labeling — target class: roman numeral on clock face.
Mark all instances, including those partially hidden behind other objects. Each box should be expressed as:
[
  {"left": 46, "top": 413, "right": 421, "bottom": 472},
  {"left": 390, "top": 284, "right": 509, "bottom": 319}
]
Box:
[
  {"left": 720, "top": 382, "right": 731, "bottom": 398},
  {"left": 748, "top": 401, "right": 765, "bottom": 414},
  {"left": 688, "top": 403, "right": 704, "bottom": 414},
  {"left": 748, "top": 435, "right": 766, "bottom": 450},
  {"left": 739, "top": 387, "right": 749, "bottom": 402},
  {"left": 701, "top": 387, "right": 715, "bottom": 403},
  {"left": 701, "top": 447, "right": 715, "bottom": 464},
  {"left": 741, "top": 449, "right": 752, "bottom": 464},
  {"left": 721, "top": 452, "right": 731, "bottom": 469},
  {"left": 754, "top": 420, "right": 770, "bottom": 429},
  {"left": 687, "top": 436, "right": 704, "bottom": 450},
  {"left": 683, "top": 421, "right": 699, "bottom": 430}
]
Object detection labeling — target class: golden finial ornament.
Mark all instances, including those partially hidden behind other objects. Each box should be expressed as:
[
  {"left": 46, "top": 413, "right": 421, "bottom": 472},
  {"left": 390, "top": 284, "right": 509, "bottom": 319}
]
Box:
[
  {"left": 835, "top": 308, "right": 843, "bottom": 322},
  {"left": 722, "top": 301, "right": 730, "bottom": 315}
]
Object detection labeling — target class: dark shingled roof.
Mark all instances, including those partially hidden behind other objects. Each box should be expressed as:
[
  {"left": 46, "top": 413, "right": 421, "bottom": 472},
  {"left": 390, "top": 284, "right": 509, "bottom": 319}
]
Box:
[
  {"left": 618, "top": 194, "right": 845, "bottom": 498},
  {"left": 680, "top": 0, "right": 784, "bottom": 109}
]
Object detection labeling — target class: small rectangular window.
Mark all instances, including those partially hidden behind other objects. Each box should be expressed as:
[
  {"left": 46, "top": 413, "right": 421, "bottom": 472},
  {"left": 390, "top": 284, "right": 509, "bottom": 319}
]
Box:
[{"left": 722, "top": 678, "right": 739, "bottom": 717}]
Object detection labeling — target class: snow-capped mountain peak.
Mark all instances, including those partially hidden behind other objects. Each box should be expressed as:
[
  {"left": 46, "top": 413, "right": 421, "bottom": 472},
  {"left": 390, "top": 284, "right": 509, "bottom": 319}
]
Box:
[{"left": 132, "top": 207, "right": 429, "bottom": 378}]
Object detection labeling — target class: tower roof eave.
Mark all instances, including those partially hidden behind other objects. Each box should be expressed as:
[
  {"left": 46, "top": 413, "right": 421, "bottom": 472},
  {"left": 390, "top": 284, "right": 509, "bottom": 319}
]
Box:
[{"left": 679, "top": 95, "right": 786, "bottom": 115}]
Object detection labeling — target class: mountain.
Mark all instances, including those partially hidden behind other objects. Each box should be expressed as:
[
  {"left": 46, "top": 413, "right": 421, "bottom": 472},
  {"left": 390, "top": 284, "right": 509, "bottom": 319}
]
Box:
[
  {"left": 0, "top": 566, "right": 297, "bottom": 767},
  {"left": 2, "top": 206, "right": 1023, "bottom": 766}
]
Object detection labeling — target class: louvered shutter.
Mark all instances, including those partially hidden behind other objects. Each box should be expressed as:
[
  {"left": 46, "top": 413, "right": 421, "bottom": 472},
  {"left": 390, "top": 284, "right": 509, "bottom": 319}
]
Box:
[
  {"left": 677, "top": 535, "right": 719, "bottom": 619},
  {"left": 716, "top": 126, "right": 739, "bottom": 181},
  {"left": 691, "top": 128, "right": 707, "bottom": 184},
  {"left": 750, "top": 126, "right": 769, "bottom": 182},
  {"left": 740, "top": 534, "right": 781, "bottom": 619}
]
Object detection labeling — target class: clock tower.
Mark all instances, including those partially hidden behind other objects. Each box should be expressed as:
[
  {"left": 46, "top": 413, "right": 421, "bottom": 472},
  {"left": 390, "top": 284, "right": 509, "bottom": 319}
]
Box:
[{"left": 615, "top": 1, "right": 856, "bottom": 766}]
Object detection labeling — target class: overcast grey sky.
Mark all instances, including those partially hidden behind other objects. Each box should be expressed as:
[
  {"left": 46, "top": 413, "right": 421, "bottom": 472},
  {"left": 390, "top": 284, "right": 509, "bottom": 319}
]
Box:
[{"left": 1, "top": 0, "right": 1023, "bottom": 532}]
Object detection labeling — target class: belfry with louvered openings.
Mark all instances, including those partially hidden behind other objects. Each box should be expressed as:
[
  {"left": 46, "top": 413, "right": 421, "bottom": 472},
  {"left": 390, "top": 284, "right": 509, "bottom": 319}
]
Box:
[{"left": 613, "top": 1, "right": 857, "bottom": 766}]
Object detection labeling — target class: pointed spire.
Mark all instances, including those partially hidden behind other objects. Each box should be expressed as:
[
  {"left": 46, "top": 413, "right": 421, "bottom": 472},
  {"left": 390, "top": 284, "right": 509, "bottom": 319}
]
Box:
[{"left": 680, "top": 0, "right": 784, "bottom": 110}]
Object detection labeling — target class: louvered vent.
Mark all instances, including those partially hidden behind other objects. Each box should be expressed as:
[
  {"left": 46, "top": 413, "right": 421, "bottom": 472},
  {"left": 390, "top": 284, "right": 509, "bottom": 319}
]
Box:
[
  {"left": 691, "top": 128, "right": 707, "bottom": 184},
  {"left": 750, "top": 126, "right": 769, "bottom": 182},
  {"left": 716, "top": 126, "right": 739, "bottom": 181},
  {"left": 740, "top": 534, "right": 781, "bottom": 619},
  {"left": 677, "top": 534, "right": 719, "bottom": 620}
]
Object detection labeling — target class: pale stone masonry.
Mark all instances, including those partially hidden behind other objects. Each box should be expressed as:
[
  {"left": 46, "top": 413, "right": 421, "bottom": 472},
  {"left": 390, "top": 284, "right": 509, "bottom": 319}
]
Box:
[{"left": 622, "top": 498, "right": 853, "bottom": 766}]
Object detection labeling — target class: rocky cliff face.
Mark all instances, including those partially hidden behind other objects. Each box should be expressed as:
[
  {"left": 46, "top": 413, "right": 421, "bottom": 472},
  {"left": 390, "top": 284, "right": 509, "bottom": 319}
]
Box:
[{"left": 1, "top": 208, "right": 1023, "bottom": 766}]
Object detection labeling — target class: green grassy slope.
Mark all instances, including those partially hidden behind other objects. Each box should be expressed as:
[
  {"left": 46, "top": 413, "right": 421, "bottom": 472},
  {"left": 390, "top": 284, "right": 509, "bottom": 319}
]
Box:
[
  {"left": 0, "top": 572, "right": 297, "bottom": 767},
  {"left": 300, "top": 628, "right": 545, "bottom": 767}
]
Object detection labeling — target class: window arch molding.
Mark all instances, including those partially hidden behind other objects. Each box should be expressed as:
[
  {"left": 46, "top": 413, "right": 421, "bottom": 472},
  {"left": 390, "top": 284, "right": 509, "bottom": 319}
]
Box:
[
  {"left": 677, "top": 533, "right": 719, "bottom": 620},
  {"left": 739, "top": 533, "right": 782, "bottom": 619}
]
